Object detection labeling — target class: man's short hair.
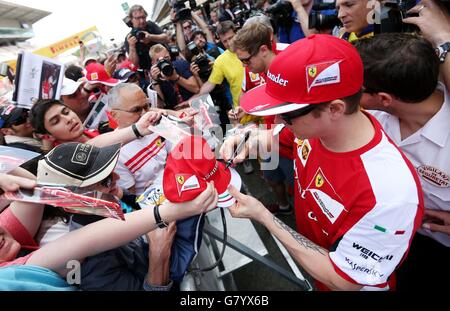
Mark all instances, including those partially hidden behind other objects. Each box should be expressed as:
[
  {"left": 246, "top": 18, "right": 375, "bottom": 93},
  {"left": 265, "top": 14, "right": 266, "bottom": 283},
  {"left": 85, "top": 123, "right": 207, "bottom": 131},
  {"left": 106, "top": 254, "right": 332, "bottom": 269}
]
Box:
[
  {"left": 108, "top": 83, "right": 142, "bottom": 110},
  {"left": 232, "top": 22, "right": 273, "bottom": 55},
  {"left": 217, "top": 21, "right": 236, "bottom": 36},
  {"left": 355, "top": 33, "right": 440, "bottom": 103},
  {"left": 190, "top": 30, "right": 207, "bottom": 42},
  {"left": 149, "top": 44, "right": 167, "bottom": 61},
  {"left": 128, "top": 4, "right": 148, "bottom": 19},
  {"left": 30, "top": 99, "right": 66, "bottom": 134}
]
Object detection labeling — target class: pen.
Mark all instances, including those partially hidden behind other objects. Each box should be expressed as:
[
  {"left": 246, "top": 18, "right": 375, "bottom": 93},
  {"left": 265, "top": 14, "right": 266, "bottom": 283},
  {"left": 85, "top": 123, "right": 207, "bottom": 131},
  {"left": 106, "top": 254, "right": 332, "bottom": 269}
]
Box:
[{"left": 226, "top": 131, "right": 251, "bottom": 168}]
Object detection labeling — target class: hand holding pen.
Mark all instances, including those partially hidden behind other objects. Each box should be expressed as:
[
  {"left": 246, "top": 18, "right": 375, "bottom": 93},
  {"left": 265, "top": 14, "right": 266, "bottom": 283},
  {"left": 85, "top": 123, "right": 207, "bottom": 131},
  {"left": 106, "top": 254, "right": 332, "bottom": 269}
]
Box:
[{"left": 225, "top": 131, "right": 251, "bottom": 168}]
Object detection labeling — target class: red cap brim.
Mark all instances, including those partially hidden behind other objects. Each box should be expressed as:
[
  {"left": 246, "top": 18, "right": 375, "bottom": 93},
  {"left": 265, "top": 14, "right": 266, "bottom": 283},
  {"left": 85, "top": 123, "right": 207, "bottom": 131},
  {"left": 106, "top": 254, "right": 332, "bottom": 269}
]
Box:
[{"left": 240, "top": 84, "right": 310, "bottom": 116}]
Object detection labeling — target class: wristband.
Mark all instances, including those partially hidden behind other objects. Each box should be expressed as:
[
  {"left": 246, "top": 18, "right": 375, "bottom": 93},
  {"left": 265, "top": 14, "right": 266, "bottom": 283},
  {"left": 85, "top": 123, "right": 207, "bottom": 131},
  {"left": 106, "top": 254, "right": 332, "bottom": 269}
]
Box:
[
  {"left": 132, "top": 124, "right": 144, "bottom": 138},
  {"left": 153, "top": 204, "right": 168, "bottom": 229}
]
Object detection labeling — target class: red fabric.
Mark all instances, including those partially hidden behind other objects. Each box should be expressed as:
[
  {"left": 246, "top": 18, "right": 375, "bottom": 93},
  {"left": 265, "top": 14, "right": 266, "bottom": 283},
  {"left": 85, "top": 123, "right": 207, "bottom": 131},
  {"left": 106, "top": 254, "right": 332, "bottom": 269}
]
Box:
[
  {"left": 0, "top": 208, "right": 38, "bottom": 249},
  {"left": 292, "top": 113, "right": 423, "bottom": 290},
  {"left": 0, "top": 208, "right": 38, "bottom": 268}
]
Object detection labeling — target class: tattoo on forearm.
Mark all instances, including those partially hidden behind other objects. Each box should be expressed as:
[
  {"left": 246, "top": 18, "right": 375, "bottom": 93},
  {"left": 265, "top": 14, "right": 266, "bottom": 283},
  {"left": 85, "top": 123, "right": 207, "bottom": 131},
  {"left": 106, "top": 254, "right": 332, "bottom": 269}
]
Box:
[{"left": 273, "top": 216, "right": 327, "bottom": 256}]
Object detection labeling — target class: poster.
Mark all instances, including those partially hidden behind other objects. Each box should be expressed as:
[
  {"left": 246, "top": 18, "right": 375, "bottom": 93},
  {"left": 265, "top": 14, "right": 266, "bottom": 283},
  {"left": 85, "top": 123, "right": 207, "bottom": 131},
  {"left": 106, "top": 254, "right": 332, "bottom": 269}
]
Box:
[{"left": 12, "top": 51, "right": 65, "bottom": 108}]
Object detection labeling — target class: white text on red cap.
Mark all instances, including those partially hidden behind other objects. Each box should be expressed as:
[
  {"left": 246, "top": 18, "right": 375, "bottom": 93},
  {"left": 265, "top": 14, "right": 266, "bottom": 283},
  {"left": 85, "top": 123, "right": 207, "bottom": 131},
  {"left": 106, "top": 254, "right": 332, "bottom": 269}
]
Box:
[{"left": 267, "top": 72, "right": 289, "bottom": 87}]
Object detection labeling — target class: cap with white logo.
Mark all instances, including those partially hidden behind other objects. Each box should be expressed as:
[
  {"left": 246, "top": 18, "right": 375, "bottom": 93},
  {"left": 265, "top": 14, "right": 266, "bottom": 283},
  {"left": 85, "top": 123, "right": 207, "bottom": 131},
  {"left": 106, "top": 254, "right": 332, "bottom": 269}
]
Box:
[{"left": 240, "top": 34, "right": 364, "bottom": 116}]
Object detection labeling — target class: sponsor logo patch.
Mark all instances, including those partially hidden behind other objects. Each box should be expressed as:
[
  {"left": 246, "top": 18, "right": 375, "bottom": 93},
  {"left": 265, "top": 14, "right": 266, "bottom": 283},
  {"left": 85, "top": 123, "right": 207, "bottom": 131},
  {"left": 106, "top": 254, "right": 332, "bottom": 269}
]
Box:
[
  {"left": 306, "top": 60, "right": 341, "bottom": 92},
  {"left": 417, "top": 165, "right": 449, "bottom": 188},
  {"left": 90, "top": 72, "right": 99, "bottom": 81},
  {"left": 298, "top": 140, "right": 311, "bottom": 166},
  {"left": 71, "top": 144, "right": 92, "bottom": 165},
  {"left": 175, "top": 174, "right": 201, "bottom": 197},
  {"left": 249, "top": 72, "right": 260, "bottom": 82}
]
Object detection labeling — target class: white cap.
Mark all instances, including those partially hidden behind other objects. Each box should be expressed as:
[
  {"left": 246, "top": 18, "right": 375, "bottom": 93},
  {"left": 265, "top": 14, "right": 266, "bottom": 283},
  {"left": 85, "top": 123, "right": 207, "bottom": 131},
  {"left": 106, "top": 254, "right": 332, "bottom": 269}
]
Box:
[{"left": 60, "top": 78, "right": 83, "bottom": 96}]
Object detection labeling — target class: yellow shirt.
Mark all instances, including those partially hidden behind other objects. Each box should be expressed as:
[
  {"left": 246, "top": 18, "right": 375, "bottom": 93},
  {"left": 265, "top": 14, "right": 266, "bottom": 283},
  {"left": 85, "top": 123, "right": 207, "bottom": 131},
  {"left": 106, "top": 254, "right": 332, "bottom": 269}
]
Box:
[{"left": 208, "top": 49, "right": 244, "bottom": 108}]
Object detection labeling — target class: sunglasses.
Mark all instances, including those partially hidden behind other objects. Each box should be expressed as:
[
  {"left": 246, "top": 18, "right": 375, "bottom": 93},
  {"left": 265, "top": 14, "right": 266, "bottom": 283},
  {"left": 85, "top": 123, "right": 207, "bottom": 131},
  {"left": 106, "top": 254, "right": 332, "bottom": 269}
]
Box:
[
  {"left": 113, "top": 104, "right": 150, "bottom": 114},
  {"left": 239, "top": 51, "right": 258, "bottom": 65},
  {"left": 280, "top": 105, "right": 317, "bottom": 125}
]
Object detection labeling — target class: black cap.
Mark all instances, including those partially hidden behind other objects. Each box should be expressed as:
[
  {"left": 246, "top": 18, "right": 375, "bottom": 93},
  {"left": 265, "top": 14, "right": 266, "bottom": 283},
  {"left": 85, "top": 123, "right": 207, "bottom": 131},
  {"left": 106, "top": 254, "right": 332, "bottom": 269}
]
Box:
[
  {"left": 112, "top": 68, "right": 136, "bottom": 81},
  {"left": 0, "top": 104, "right": 29, "bottom": 129},
  {"left": 37, "top": 142, "right": 121, "bottom": 187}
]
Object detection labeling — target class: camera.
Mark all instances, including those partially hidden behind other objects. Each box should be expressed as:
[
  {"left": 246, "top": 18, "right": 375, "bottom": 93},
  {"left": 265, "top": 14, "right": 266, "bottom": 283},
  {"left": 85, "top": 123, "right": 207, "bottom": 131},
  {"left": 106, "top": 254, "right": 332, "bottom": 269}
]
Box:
[
  {"left": 157, "top": 59, "right": 175, "bottom": 77},
  {"left": 131, "top": 28, "right": 146, "bottom": 40},
  {"left": 187, "top": 41, "right": 201, "bottom": 56},
  {"left": 171, "top": 0, "right": 197, "bottom": 22},
  {"left": 194, "top": 54, "right": 212, "bottom": 81},
  {"left": 265, "top": 0, "right": 294, "bottom": 29},
  {"left": 309, "top": 1, "right": 341, "bottom": 30},
  {"left": 168, "top": 45, "right": 180, "bottom": 60}
]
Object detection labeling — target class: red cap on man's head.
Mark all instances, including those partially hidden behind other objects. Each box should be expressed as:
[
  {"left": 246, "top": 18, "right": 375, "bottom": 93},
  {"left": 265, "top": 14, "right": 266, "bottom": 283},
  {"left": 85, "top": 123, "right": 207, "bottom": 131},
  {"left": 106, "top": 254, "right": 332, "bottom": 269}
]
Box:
[
  {"left": 240, "top": 34, "right": 364, "bottom": 116},
  {"left": 163, "top": 136, "right": 241, "bottom": 208},
  {"left": 85, "top": 63, "right": 121, "bottom": 87}
]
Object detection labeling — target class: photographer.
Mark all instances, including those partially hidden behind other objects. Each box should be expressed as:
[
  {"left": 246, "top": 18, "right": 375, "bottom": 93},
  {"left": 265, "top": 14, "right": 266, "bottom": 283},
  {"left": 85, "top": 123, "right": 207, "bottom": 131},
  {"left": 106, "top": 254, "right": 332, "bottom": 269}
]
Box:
[
  {"left": 265, "top": 0, "right": 309, "bottom": 43},
  {"left": 149, "top": 44, "right": 200, "bottom": 110},
  {"left": 124, "top": 5, "right": 170, "bottom": 71},
  {"left": 173, "top": 9, "right": 224, "bottom": 60},
  {"left": 336, "top": 0, "right": 374, "bottom": 41}
]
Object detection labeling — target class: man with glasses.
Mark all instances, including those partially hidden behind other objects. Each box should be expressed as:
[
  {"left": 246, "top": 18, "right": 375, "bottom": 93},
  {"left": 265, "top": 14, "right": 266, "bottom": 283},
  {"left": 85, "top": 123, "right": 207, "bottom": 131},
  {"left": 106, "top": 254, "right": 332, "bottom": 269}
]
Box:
[
  {"left": 125, "top": 5, "right": 170, "bottom": 71},
  {"left": 108, "top": 83, "right": 170, "bottom": 196},
  {"left": 149, "top": 44, "right": 200, "bottom": 110},
  {"left": 0, "top": 105, "right": 43, "bottom": 153},
  {"left": 232, "top": 19, "right": 294, "bottom": 214},
  {"left": 221, "top": 34, "right": 424, "bottom": 291}
]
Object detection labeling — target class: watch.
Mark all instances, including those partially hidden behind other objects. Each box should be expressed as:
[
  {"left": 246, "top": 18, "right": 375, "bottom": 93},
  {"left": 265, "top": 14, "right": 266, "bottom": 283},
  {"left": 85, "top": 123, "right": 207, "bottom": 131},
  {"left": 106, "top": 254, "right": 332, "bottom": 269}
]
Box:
[
  {"left": 153, "top": 203, "right": 168, "bottom": 229},
  {"left": 436, "top": 42, "right": 450, "bottom": 63}
]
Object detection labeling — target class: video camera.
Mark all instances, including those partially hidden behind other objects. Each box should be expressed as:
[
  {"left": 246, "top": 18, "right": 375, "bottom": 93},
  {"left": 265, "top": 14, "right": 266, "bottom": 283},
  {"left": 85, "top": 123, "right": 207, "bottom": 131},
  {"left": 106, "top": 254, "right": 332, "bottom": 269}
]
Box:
[
  {"left": 309, "top": 1, "right": 341, "bottom": 30},
  {"left": 187, "top": 41, "right": 211, "bottom": 81},
  {"left": 157, "top": 58, "right": 175, "bottom": 77},
  {"left": 170, "top": 0, "right": 198, "bottom": 22},
  {"left": 265, "top": 0, "right": 294, "bottom": 29},
  {"left": 376, "top": 0, "right": 450, "bottom": 33}
]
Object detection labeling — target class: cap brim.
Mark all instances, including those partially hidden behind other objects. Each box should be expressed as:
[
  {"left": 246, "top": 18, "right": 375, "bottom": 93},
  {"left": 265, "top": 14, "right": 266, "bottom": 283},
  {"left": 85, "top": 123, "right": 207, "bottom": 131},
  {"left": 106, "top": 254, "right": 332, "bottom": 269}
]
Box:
[
  {"left": 87, "top": 78, "right": 122, "bottom": 87},
  {"left": 240, "top": 84, "right": 309, "bottom": 116},
  {"left": 216, "top": 167, "right": 242, "bottom": 208},
  {"left": 61, "top": 81, "right": 83, "bottom": 96}
]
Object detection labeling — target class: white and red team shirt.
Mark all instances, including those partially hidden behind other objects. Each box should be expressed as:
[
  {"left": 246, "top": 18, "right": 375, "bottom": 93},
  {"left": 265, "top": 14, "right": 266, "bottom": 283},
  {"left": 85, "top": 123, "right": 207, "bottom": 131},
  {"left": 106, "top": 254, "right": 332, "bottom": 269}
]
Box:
[
  {"left": 287, "top": 113, "right": 424, "bottom": 291},
  {"left": 115, "top": 134, "right": 170, "bottom": 195}
]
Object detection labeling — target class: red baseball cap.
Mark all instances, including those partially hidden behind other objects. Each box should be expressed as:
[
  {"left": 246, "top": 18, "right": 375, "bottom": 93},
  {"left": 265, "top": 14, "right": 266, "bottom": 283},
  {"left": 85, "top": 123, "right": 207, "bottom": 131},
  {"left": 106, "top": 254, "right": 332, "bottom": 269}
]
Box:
[
  {"left": 163, "top": 135, "right": 242, "bottom": 208},
  {"left": 240, "top": 34, "right": 364, "bottom": 116},
  {"left": 85, "top": 63, "right": 121, "bottom": 87}
]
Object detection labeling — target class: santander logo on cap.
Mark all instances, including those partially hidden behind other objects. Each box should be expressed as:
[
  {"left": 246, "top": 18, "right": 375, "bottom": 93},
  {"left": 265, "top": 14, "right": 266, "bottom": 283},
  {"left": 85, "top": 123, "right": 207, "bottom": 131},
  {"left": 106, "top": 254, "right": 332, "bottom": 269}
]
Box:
[
  {"left": 306, "top": 60, "right": 342, "bottom": 93},
  {"left": 267, "top": 71, "right": 289, "bottom": 87}
]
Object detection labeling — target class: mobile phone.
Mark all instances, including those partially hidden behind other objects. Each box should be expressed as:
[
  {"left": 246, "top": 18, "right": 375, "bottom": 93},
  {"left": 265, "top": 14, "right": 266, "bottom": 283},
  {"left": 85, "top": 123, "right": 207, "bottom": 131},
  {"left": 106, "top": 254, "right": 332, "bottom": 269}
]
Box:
[{"left": 0, "top": 63, "right": 8, "bottom": 77}]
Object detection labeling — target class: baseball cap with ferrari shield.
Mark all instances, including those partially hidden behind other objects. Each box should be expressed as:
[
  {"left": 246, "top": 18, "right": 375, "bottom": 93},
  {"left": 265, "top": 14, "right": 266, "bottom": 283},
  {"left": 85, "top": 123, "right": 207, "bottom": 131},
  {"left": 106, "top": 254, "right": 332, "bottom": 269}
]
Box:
[{"left": 240, "top": 34, "right": 364, "bottom": 116}]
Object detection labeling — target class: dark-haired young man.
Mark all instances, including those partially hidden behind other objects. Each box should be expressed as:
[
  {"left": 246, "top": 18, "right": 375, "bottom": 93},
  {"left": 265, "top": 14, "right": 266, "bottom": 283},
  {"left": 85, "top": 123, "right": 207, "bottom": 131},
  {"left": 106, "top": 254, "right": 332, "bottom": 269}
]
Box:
[
  {"left": 355, "top": 32, "right": 450, "bottom": 290},
  {"left": 221, "top": 34, "right": 424, "bottom": 291}
]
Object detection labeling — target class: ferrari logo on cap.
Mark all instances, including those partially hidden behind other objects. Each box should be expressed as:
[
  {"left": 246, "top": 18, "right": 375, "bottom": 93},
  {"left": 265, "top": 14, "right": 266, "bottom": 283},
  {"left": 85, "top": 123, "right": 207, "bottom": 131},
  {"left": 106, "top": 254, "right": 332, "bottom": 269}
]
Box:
[
  {"left": 308, "top": 66, "right": 317, "bottom": 78},
  {"left": 177, "top": 176, "right": 185, "bottom": 185},
  {"left": 315, "top": 173, "right": 324, "bottom": 188}
]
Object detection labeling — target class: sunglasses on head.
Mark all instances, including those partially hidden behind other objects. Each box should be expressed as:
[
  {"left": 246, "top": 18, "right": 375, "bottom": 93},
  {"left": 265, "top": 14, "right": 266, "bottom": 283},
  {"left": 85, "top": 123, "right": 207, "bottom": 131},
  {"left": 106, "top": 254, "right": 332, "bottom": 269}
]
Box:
[{"left": 280, "top": 105, "right": 317, "bottom": 125}]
